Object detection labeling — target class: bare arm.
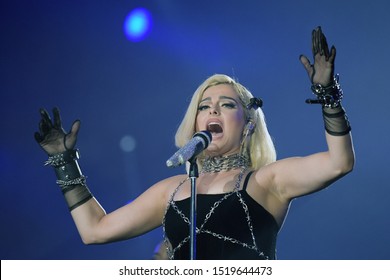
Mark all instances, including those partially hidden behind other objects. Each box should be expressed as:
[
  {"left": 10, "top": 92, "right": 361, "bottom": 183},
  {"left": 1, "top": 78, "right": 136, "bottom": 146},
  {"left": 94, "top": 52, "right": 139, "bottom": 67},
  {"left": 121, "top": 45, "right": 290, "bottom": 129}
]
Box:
[
  {"left": 34, "top": 107, "right": 181, "bottom": 244},
  {"left": 270, "top": 131, "right": 354, "bottom": 201},
  {"left": 70, "top": 175, "right": 181, "bottom": 244},
  {"left": 260, "top": 27, "right": 355, "bottom": 202}
]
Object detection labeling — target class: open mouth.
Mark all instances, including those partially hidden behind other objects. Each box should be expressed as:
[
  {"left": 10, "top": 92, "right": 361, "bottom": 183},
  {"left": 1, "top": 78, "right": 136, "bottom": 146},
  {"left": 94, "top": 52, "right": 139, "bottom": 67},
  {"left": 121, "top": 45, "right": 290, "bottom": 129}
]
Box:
[{"left": 207, "top": 122, "right": 223, "bottom": 136}]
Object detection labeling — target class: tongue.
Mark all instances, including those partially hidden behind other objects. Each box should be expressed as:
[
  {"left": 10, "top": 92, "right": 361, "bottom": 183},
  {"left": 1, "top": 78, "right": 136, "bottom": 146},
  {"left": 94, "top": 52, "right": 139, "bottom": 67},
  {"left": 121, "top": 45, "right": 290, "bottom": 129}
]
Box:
[{"left": 207, "top": 124, "right": 223, "bottom": 134}]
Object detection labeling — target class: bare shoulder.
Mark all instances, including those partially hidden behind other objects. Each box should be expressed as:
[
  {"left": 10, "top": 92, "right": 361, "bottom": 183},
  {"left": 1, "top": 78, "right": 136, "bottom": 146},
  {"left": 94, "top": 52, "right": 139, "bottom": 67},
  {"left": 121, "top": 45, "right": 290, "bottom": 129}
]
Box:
[
  {"left": 127, "top": 173, "right": 189, "bottom": 219},
  {"left": 147, "top": 174, "right": 188, "bottom": 200}
]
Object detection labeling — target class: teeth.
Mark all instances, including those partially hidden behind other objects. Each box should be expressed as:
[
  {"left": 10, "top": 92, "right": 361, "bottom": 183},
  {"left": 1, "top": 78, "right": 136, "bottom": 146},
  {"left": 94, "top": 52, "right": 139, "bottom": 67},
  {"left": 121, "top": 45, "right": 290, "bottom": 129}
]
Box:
[{"left": 207, "top": 122, "right": 222, "bottom": 127}]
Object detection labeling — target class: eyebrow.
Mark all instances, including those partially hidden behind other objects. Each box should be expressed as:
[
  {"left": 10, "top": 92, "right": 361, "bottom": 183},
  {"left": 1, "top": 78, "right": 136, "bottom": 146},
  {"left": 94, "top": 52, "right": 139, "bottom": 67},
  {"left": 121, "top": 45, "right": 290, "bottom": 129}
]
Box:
[{"left": 199, "top": 96, "right": 239, "bottom": 103}]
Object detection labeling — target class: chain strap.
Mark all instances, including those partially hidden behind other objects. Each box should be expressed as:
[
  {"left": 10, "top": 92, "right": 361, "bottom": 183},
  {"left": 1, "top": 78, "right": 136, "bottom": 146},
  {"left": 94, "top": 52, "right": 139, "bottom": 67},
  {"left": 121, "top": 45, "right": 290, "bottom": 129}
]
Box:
[{"left": 162, "top": 167, "right": 269, "bottom": 260}]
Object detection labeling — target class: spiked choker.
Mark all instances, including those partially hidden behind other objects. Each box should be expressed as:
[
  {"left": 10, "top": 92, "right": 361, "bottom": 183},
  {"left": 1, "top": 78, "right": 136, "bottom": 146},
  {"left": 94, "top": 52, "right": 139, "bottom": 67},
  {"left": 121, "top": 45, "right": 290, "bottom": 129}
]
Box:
[{"left": 201, "top": 154, "right": 250, "bottom": 173}]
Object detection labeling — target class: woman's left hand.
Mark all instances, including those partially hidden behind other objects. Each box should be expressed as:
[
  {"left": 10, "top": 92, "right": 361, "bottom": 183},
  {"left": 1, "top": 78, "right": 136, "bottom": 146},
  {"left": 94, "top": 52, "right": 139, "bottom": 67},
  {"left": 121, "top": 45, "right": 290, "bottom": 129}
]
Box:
[{"left": 300, "top": 26, "right": 336, "bottom": 86}]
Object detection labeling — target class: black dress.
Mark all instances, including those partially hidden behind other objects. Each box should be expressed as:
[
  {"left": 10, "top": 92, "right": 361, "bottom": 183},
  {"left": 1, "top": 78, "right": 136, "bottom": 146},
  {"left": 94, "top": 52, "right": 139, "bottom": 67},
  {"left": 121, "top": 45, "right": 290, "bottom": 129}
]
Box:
[{"left": 164, "top": 172, "right": 280, "bottom": 260}]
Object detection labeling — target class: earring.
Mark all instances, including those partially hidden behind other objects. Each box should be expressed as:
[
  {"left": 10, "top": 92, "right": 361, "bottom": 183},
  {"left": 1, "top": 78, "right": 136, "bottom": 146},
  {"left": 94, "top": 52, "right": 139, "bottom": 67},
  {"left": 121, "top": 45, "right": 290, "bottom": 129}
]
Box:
[
  {"left": 240, "top": 120, "right": 255, "bottom": 156},
  {"left": 241, "top": 120, "right": 255, "bottom": 144},
  {"left": 244, "top": 120, "right": 255, "bottom": 136}
]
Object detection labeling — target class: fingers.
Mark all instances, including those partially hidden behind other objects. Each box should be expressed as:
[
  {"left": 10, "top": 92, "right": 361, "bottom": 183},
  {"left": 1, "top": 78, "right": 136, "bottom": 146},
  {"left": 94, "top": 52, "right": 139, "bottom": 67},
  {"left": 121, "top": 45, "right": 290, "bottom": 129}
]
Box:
[
  {"left": 303, "top": 27, "right": 336, "bottom": 85},
  {"left": 311, "top": 28, "right": 319, "bottom": 55},
  {"left": 312, "top": 26, "right": 331, "bottom": 59},
  {"left": 299, "top": 55, "right": 311, "bottom": 69},
  {"left": 39, "top": 108, "right": 53, "bottom": 129},
  {"left": 320, "top": 31, "right": 330, "bottom": 59},
  {"left": 36, "top": 108, "right": 50, "bottom": 145},
  {"left": 34, "top": 131, "right": 43, "bottom": 143},
  {"left": 299, "top": 54, "right": 315, "bottom": 83},
  {"left": 329, "top": 45, "right": 337, "bottom": 63},
  {"left": 52, "top": 107, "right": 63, "bottom": 130},
  {"left": 64, "top": 120, "right": 81, "bottom": 150},
  {"left": 38, "top": 112, "right": 52, "bottom": 136},
  {"left": 299, "top": 54, "right": 314, "bottom": 75},
  {"left": 70, "top": 120, "right": 81, "bottom": 137},
  {"left": 36, "top": 106, "right": 81, "bottom": 153},
  {"left": 36, "top": 107, "right": 65, "bottom": 143}
]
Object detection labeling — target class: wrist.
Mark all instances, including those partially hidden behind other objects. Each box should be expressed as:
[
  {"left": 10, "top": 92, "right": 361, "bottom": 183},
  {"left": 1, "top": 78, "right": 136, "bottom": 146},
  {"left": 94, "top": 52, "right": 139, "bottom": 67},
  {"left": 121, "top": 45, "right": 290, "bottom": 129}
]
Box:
[
  {"left": 45, "top": 149, "right": 79, "bottom": 167},
  {"left": 306, "top": 75, "right": 343, "bottom": 108},
  {"left": 45, "top": 149, "right": 93, "bottom": 211},
  {"left": 322, "top": 106, "right": 351, "bottom": 136}
]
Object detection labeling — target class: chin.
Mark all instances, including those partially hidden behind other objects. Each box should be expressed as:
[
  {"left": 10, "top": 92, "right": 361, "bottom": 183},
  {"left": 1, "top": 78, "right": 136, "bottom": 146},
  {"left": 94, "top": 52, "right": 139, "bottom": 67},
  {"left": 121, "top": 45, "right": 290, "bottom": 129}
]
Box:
[{"left": 204, "top": 145, "right": 221, "bottom": 157}]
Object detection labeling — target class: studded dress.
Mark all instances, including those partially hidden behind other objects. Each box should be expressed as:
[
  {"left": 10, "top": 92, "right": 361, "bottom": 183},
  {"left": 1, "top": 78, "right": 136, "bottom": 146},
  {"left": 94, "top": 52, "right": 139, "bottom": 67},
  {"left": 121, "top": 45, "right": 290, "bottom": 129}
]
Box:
[{"left": 163, "top": 171, "right": 280, "bottom": 260}]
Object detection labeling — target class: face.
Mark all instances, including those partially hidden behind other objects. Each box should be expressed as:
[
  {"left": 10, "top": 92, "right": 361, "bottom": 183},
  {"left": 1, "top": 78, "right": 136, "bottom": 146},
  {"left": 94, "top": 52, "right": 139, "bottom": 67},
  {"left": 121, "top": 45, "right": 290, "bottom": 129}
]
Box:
[{"left": 195, "top": 84, "right": 246, "bottom": 157}]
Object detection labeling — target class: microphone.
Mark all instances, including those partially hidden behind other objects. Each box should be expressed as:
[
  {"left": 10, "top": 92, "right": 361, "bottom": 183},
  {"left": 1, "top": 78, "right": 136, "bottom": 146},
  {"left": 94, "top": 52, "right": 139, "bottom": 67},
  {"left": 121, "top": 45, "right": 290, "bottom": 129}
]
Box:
[{"left": 166, "top": 130, "right": 212, "bottom": 168}]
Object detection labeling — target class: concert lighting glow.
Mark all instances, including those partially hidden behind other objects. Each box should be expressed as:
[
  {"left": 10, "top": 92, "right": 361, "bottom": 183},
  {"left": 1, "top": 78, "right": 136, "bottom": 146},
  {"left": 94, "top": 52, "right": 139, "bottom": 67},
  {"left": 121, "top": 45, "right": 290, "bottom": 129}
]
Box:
[
  {"left": 119, "top": 135, "right": 137, "bottom": 152},
  {"left": 123, "top": 8, "right": 152, "bottom": 42}
]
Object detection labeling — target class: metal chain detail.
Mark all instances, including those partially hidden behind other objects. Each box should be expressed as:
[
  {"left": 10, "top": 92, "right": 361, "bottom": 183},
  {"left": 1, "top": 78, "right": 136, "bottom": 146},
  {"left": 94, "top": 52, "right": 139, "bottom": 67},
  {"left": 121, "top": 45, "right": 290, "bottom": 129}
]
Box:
[
  {"left": 162, "top": 166, "right": 269, "bottom": 260},
  {"left": 201, "top": 154, "right": 250, "bottom": 173}
]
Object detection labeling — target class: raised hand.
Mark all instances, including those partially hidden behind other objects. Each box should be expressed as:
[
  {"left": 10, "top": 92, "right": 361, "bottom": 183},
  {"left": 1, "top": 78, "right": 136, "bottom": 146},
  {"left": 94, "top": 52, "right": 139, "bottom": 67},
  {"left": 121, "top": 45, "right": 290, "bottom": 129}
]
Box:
[
  {"left": 300, "top": 26, "right": 336, "bottom": 86},
  {"left": 34, "top": 107, "right": 80, "bottom": 155}
]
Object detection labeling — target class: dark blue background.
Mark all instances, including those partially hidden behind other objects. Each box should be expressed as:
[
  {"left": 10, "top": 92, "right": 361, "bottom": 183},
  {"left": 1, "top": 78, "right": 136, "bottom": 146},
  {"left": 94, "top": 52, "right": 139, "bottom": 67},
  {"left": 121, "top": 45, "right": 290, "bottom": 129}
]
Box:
[{"left": 1, "top": 0, "right": 389, "bottom": 259}]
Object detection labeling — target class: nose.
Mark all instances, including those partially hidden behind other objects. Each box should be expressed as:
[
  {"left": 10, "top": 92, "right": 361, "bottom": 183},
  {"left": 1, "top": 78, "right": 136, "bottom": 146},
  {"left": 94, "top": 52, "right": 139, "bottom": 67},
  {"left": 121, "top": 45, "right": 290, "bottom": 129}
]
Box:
[{"left": 209, "top": 105, "right": 220, "bottom": 115}]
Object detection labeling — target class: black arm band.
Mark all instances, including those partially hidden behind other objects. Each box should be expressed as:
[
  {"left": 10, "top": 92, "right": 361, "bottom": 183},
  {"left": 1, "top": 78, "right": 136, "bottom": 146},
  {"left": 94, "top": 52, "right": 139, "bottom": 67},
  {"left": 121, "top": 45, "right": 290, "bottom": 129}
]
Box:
[
  {"left": 322, "top": 106, "right": 351, "bottom": 136},
  {"left": 45, "top": 149, "right": 93, "bottom": 211},
  {"left": 54, "top": 160, "right": 83, "bottom": 181}
]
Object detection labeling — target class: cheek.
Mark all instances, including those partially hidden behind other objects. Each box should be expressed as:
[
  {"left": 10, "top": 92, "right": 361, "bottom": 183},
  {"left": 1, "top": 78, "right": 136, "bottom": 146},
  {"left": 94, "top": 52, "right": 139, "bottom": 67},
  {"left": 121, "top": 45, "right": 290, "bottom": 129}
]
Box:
[
  {"left": 225, "top": 116, "right": 245, "bottom": 136},
  {"left": 195, "top": 113, "right": 202, "bottom": 131},
  {"left": 235, "top": 113, "right": 247, "bottom": 135},
  {"left": 233, "top": 111, "right": 246, "bottom": 126}
]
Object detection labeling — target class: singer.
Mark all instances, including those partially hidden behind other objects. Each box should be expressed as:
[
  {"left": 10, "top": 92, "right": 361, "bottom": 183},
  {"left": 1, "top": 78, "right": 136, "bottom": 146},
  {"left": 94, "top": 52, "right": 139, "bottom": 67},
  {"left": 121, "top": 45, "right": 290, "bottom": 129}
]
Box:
[{"left": 35, "top": 27, "right": 354, "bottom": 260}]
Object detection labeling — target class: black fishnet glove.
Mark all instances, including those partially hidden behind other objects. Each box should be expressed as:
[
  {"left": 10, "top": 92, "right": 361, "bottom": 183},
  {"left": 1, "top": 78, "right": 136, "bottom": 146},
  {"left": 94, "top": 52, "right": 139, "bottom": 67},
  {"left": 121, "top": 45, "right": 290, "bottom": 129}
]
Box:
[
  {"left": 300, "top": 26, "right": 336, "bottom": 86},
  {"left": 34, "top": 107, "right": 80, "bottom": 155}
]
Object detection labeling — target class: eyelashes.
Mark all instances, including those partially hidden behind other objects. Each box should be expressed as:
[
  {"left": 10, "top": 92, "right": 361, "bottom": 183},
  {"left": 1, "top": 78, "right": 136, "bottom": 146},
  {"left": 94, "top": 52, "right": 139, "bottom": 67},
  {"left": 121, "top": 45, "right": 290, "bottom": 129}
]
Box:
[
  {"left": 222, "top": 103, "right": 236, "bottom": 109},
  {"left": 197, "top": 103, "right": 237, "bottom": 111},
  {"left": 198, "top": 105, "right": 209, "bottom": 111}
]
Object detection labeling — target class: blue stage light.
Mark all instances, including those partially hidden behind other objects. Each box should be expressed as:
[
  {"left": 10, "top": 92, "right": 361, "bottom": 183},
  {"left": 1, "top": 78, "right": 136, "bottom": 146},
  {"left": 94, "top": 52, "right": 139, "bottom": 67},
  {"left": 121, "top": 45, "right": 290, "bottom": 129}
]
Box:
[{"left": 123, "top": 8, "right": 152, "bottom": 42}]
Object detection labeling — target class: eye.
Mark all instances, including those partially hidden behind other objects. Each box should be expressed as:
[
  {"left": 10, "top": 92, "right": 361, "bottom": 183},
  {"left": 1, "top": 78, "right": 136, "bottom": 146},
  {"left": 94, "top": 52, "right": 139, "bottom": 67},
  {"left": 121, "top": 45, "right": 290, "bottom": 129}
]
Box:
[
  {"left": 222, "top": 103, "right": 236, "bottom": 109},
  {"left": 198, "top": 104, "right": 210, "bottom": 111}
]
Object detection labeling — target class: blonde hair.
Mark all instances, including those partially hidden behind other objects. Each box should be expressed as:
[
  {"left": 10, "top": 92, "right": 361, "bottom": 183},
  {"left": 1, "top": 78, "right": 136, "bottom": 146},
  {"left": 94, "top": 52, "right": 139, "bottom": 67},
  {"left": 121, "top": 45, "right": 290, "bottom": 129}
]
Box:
[{"left": 175, "top": 74, "right": 276, "bottom": 169}]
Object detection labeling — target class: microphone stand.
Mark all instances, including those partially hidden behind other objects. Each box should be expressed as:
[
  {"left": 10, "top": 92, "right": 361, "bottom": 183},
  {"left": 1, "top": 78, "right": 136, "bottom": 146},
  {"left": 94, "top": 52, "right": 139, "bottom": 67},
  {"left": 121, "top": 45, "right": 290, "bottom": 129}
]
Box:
[{"left": 188, "top": 156, "right": 199, "bottom": 260}]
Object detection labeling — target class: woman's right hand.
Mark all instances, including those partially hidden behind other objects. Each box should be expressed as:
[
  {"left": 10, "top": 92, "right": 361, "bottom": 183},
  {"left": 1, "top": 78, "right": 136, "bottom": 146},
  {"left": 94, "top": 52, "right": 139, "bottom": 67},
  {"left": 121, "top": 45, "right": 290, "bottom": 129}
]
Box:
[{"left": 34, "top": 107, "right": 80, "bottom": 155}]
